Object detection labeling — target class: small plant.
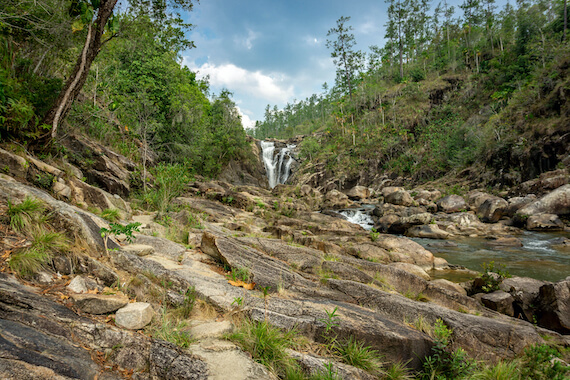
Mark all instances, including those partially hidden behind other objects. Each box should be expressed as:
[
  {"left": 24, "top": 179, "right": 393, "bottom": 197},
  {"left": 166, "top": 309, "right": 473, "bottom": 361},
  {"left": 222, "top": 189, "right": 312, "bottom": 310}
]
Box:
[
  {"left": 323, "top": 254, "right": 339, "bottom": 262},
  {"left": 232, "top": 297, "right": 244, "bottom": 307},
  {"left": 260, "top": 285, "right": 271, "bottom": 322},
  {"left": 101, "top": 208, "right": 121, "bottom": 223},
  {"left": 99, "top": 222, "right": 141, "bottom": 254},
  {"left": 419, "top": 319, "right": 474, "bottom": 379},
  {"left": 384, "top": 361, "right": 413, "bottom": 380},
  {"left": 469, "top": 359, "right": 521, "bottom": 380},
  {"left": 146, "top": 308, "right": 194, "bottom": 348},
  {"left": 519, "top": 344, "right": 569, "bottom": 380},
  {"left": 227, "top": 266, "right": 252, "bottom": 283},
  {"left": 222, "top": 196, "right": 234, "bottom": 204},
  {"left": 7, "top": 196, "right": 45, "bottom": 232},
  {"left": 227, "top": 319, "right": 298, "bottom": 377},
  {"left": 173, "top": 287, "right": 196, "bottom": 319},
  {"left": 369, "top": 227, "right": 380, "bottom": 242},
  {"left": 9, "top": 228, "right": 69, "bottom": 278},
  {"left": 336, "top": 335, "right": 382, "bottom": 373},
  {"left": 479, "top": 261, "right": 511, "bottom": 293}
]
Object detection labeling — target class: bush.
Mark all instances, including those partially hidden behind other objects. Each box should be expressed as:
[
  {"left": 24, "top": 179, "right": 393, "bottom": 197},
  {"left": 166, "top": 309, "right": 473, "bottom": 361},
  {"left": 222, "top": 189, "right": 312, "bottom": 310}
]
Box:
[{"left": 519, "top": 344, "right": 569, "bottom": 380}]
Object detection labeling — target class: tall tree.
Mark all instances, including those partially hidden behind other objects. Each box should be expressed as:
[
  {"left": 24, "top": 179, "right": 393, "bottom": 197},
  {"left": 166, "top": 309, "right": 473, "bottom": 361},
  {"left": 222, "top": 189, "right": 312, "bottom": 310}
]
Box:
[
  {"left": 385, "top": 0, "right": 410, "bottom": 78},
  {"left": 326, "top": 16, "right": 363, "bottom": 99}
]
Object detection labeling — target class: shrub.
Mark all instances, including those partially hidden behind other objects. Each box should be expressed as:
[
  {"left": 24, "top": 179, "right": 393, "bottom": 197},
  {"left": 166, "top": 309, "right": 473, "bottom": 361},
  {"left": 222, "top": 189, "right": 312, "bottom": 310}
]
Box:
[
  {"left": 101, "top": 208, "right": 121, "bottom": 223},
  {"left": 519, "top": 344, "right": 569, "bottom": 380}
]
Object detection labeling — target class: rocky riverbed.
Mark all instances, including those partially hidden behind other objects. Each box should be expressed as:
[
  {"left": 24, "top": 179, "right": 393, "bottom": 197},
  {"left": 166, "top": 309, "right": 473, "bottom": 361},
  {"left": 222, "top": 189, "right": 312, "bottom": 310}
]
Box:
[{"left": 0, "top": 141, "right": 569, "bottom": 379}]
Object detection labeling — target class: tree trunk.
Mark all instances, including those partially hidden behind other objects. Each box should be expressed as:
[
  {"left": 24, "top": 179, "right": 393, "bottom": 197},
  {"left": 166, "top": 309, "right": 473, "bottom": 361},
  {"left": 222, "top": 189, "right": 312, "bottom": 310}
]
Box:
[
  {"left": 42, "top": 0, "right": 118, "bottom": 141},
  {"left": 562, "top": 0, "right": 568, "bottom": 41}
]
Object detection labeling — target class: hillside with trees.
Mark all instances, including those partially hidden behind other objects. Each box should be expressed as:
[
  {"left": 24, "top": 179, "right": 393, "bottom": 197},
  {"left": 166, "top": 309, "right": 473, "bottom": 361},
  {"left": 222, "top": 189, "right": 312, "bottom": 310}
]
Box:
[
  {"left": 1, "top": 0, "right": 251, "bottom": 179},
  {"left": 252, "top": 0, "right": 569, "bottom": 188}
]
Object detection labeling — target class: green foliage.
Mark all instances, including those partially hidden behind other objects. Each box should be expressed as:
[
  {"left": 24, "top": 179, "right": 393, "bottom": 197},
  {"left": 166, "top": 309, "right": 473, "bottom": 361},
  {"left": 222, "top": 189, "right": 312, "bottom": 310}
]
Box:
[
  {"left": 479, "top": 261, "right": 511, "bottom": 293},
  {"left": 227, "top": 266, "right": 251, "bottom": 283},
  {"left": 519, "top": 344, "right": 569, "bottom": 380},
  {"left": 7, "top": 196, "right": 45, "bottom": 232},
  {"left": 101, "top": 208, "right": 121, "bottom": 223},
  {"left": 172, "top": 287, "right": 196, "bottom": 319},
  {"left": 228, "top": 319, "right": 299, "bottom": 377},
  {"left": 384, "top": 362, "right": 413, "bottom": 380},
  {"left": 9, "top": 228, "right": 69, "bottom": 278},
  {"left": 335, "top": 336, "right": 382, "bottom": 373},
  {"left": 138, "top": 163, "right": 191, "bottom": 215},
  {"left": 369, "top": 227, "right": 380, "bottom": 242},
  {"left": 100, "top": 222, "right": 141, "bottom": 244},
  {"left": 469, "top": 360, "right": 522, "bottom": 380},
  {"left": 420, "top": 319, "right": 474, "bottom": 380},
  {"left": 146, "top": 308, "right": 194, "bottom": 348}
]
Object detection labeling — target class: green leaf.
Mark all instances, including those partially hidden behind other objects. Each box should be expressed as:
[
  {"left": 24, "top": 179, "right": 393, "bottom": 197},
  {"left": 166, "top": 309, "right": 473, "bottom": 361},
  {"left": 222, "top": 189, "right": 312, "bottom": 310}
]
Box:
[
  {"left": 71, "top": 19, "right": 85, "bottom": 33},
  {"left": 90, "top": 0, "right": 100, "bottom": 9}
]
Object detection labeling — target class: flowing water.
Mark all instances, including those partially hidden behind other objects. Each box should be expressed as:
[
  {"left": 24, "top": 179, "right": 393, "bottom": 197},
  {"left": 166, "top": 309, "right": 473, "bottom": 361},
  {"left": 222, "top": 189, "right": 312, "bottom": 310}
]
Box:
[
  {"left": 260, "top": 141, "right": 296, "bottom": 188},
  {"left": 412, "top": 232, "right": 570, "bottom": 282},
  {"left": 337, "top": 205, "right": 570, "bottom": 282}
]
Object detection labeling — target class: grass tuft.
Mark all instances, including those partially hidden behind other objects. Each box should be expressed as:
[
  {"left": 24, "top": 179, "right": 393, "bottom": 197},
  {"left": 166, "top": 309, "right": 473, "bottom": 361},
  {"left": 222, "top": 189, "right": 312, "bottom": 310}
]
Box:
[
  {"left": 7, "top": 196, "right": 45, "bottom": 232},
  {"left": 335, "top": 335, "right": 383, "bottom": 374},
  {"left": 101, "top": 208, "right": 121, "bottom": 222}
]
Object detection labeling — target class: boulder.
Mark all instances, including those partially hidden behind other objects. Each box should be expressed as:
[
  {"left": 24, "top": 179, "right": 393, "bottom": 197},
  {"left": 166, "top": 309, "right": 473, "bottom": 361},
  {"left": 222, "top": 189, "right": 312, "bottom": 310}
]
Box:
[
  {"left": 373, "top": 235, "right": 435, "bottom": 269},
  {"left": 67, "top": 275, "right": 101, "bottom": 294},
  {"left": 515, "top": 184, "right": 570, "bottom": 222},
  {"left": 477, "top": 197, "right": 508, "bottom": 223},
  {"left": 115, "top": 302, "right": 154, "bottom": 330},
  {"left": 385, "top": 190, "right": 414, "bottom": 207},
  {"left": 467, "top": 191, "right": 496, "bottom": 211},
  {"left": 437, "top": 195, "right": 468, "bottom": 213},
  {"left": 345, "top": 185, "right": 371, "bottom": 200},
  {"left": 430, "top": 279, "right": 467, "bottom": 296},
  {"left": 406, "top": 225, "right": 452, "bottom": 239},
  {"left": 505, "top": 195, "right": 536, "bottom": 217},
  {"left": 133, "top": 234, "right": 186, "bottom": 260},
  {"left": 526, "top": 214, "right": 564, "bottom": 231},
  {"left": 0, "top": 148, "right": 28, "bottom": 180},
  {"left": 486, "top": 237, "right": 523, "bottom": 247},
  {"left": 324, "top": 189, "right": 350, "bottom": 209},
  {"left": 71, "top": 293, "right": 129, "bottom": 314},
  {"left": 389, "top": 263, "right": 430, "bottom": 280},
  {"left": 537, "top": 278, "right": 570, "bottom": 334},
  {"left": 413, "top": 189, "right": 442, "bottom": 202},
  {"left": 500, "top": 277, "right": 546, "bottom": 321},
  {"left": 480, "top": 291, "right": 515, "bottom": 317}
]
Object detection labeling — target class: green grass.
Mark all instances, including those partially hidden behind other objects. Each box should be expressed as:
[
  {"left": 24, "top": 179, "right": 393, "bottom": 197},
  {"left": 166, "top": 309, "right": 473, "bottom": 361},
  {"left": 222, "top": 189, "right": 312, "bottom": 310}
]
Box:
[
  {"left": 146, "top": 308, "right": 194, "bottom": 348},
  {"left": 7, "top": 196, "right": 45, "bottom": 232},
  {"left": 8, "top": 228, "right": 69, "bottom": 278},
  {"left": 101, "top": 208, "right": 121, "bottom": 222},
  {"left": 335, "top": 335, "right": 382, "bottom": 373},
  {"left": 384, "top": 362, "right": 413, "bottom": 379},
  {"left": 469, "top": 360, "right": 521, "bottom": 380},
  {"left": 227, "top": 319, "right": 299, "bottom": 377}
]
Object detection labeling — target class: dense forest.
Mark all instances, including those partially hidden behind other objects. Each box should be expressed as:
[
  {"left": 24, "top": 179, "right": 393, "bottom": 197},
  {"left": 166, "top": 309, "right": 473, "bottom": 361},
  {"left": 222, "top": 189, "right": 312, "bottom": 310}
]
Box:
[
  {"left": 252, "top": 0, "right": 569, "bottom": 186},
  {"left": 0, "top": 0, "right": 251, "bottom": 178}
]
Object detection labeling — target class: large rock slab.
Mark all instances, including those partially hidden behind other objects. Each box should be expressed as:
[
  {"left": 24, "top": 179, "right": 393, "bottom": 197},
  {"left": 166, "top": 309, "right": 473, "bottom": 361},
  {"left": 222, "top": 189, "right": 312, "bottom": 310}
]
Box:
[
  {"left": 385, "top": 190, "right": 414, "bottom": 207},
  {"left": 537, "top": 278, "right": 570, "bottom": 334},
  {"left": 515, "top": 184, "right": 570, "bottom": 222},
  {"left": 437, "top": 195, "right": 468, "bottom": 213},
  {"left": 480, "top": 291, "right": 515, "bottom": 317},
  {"left": 526, "top": 214, "right": 564, "bottom": 231}
]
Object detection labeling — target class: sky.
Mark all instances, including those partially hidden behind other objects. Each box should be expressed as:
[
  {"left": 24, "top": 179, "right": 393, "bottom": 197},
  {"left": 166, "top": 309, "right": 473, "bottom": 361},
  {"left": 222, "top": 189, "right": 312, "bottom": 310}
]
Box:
[
  {"left": 181, "top": 0, "right": 393, "bottom": 129},
  {"left": 181, "top": 0, "right": 506, "bottom": 129}
]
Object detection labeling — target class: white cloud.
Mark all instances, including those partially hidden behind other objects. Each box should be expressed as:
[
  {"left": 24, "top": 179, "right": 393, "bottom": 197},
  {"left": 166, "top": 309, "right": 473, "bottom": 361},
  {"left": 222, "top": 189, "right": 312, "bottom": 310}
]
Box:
[
  {"left": 234, "top": 29, "right": 259, "bottom": 50},
  {"left": 184, "top": 60, "right": 294, "bottom": 104},
  {"left": 235, "top": 106, "right": 255, "bottom": 129}
]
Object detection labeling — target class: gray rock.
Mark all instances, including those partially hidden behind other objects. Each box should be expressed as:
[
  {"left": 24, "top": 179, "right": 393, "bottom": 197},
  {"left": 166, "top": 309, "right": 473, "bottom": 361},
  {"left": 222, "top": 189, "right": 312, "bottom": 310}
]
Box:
[
  {"left": 505, "top": 195, "right": 536, "bottom": 217},
  {"left": 115, "top": 302, "right": 154, "bottom": 330},
  {"left": 538, "top": 278, "right": 570, "bottom": 334},
  {"left": 437, "top": 195, "right": 468, "bottom": 213},
  {"left": 477, "top": 197, "right": 508, "bottom": 223},
  {"left": 430, "top": 279, "right": 467, "bottom": 296},
  {"left": 526, "top": 214, "right": 564, "bottom": 231},
  {"left": 389, "top": 262, "right": 430, "bottom": 280},
  {"left": 149, "top": 341, "right": 208, "bottom": 379},
  {"left": 121, "top": 244, "right": 155, "bottom": 257},
  {"left": 0, "top": 147, "right": 29, "bottom": 180},
  {"left": 406, "top": 224, "right": 452, "bottom": 239},
  {"left": 133, "top": 234, "right": 186, "bottom": 260},
  {"left": 288, "top": 349, "right": 377, "bottom": 380},
  {"left": 72, "top": 294, "right": 129, "bottom": 314},
  {"left": 190, "top": 321, "right": 233, "bottom": 340},
  {"left": 515, "top": 184, "right": 570, "bottom": 222},
  {"left": 480, "top": 291, "right": 515, "bottom": 316},
  {"left": 500, "top": 276, "right": 545, "bottom": 321},
  {"left": 345, "top": 185, "right": 371, "bottom": 200},
  {"left": 324, "top": 189, "right": 351, "bottom": 209},
  {"left": 385, "top": 190, "right": 414, "bottom": 207}
]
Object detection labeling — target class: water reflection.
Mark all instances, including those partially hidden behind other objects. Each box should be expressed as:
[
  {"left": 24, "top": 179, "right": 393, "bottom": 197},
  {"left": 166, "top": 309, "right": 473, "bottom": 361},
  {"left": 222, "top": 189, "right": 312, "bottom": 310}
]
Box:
[{"left": 413, "top": 231, "right": 570, "bottom": 282}]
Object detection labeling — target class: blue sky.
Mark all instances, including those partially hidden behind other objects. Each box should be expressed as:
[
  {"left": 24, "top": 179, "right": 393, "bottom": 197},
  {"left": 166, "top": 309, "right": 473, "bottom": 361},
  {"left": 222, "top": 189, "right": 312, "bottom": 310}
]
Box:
[
  {"left": 181, "top": 0, "right": 505, "bottom": 129},
  {"left": 182, "top": 1, "right": 391, "bottom": 128}
]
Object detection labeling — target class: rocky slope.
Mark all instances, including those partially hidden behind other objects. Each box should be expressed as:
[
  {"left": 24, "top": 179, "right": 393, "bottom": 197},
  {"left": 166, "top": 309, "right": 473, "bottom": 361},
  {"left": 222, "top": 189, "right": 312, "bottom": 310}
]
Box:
[{"left": 0, "top": 141, "right": 569, "bottom": 379}]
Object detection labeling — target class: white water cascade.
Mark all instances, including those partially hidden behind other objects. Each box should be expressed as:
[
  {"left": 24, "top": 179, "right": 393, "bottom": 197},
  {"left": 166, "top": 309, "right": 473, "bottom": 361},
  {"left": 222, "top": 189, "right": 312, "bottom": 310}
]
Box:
[{"left": 260, "top": 141, "right": 296, "bottom": 188}]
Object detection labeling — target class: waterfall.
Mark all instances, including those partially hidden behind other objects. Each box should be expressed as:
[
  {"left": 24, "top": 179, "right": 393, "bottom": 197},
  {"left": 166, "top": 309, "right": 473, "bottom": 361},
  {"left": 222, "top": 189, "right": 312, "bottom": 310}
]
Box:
[{"left": 260, "top": 141, "right": 296, "bottom": 188}]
